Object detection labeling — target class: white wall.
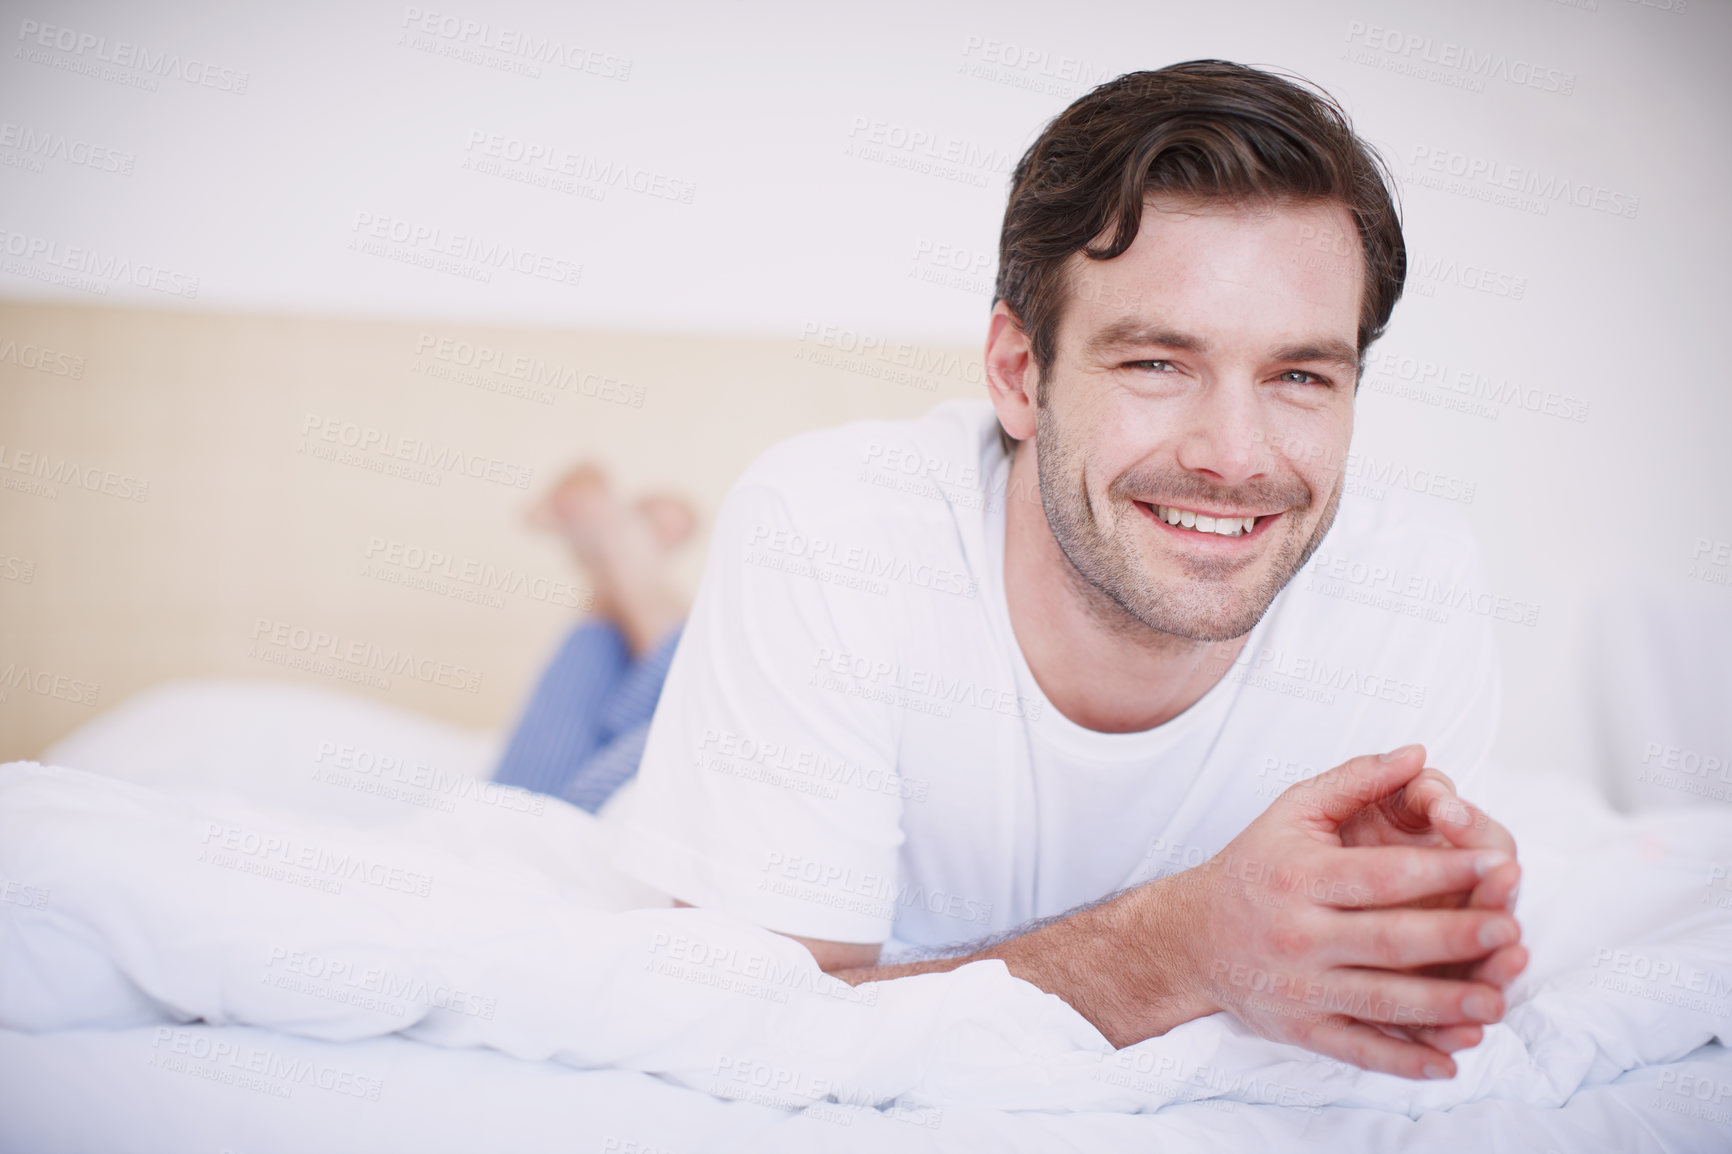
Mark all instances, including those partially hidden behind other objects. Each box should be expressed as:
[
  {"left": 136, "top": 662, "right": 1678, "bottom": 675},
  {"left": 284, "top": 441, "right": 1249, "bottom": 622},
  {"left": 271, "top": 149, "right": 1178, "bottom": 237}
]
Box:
[{"left": 3, "top": 0, "right": 1728, "bottom": 788}]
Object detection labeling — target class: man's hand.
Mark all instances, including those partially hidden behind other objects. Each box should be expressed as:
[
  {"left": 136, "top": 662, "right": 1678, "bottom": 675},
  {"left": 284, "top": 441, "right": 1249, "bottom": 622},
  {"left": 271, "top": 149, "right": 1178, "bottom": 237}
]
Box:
[
  {"left": 1162, "top": 747, "right": 1523, "bottom": 1079},
  {"left": 818, "top": 747, "right": 1520, "bottom": 1080},
  {"left": 1332, "top": 745, "right": 1527, "bottom": 1056},
  {"left": 1335, "top": 745, "right": 1521, "bottom": 917}
]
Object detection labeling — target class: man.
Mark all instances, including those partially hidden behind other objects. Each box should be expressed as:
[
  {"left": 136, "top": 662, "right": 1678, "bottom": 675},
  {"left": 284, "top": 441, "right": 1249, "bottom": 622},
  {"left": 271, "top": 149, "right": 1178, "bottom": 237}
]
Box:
[{"left": 605, "top": 59, "right": 1526, "bottom": 1082}]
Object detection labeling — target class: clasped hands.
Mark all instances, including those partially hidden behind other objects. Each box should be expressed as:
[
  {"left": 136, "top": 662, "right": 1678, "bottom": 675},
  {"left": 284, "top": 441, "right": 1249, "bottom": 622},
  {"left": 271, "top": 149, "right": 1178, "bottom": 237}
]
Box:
[{"left": 1141, "top": 744, "right": 1525, "bottom": 1080}]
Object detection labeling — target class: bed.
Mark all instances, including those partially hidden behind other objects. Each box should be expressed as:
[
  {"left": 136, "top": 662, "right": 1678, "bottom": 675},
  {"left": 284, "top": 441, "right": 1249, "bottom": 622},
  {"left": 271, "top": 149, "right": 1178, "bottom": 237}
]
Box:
[{"left": 2, "top": 677, "right": 1729, "bottom": 1153}]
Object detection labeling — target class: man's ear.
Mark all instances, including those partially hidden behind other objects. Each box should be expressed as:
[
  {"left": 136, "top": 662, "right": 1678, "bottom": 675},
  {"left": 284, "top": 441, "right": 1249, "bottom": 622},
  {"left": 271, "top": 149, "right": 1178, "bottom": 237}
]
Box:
[{"left": 984, "top": 300, "right": 1039, "bottom": 442}]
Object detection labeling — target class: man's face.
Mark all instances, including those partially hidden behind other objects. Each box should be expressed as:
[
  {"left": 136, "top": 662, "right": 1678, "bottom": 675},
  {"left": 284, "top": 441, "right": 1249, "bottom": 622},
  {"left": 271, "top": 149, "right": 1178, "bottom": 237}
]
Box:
[{"left": 1031, "top": 197, "right": 1362, "bottom": 642}]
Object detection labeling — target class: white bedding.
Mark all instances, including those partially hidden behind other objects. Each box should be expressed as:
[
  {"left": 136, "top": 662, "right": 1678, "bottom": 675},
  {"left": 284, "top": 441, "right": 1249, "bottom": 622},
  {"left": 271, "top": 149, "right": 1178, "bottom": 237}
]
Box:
[
  {"left": 3, "top": 678, "right": 1731, "bottom": 1152},
  {"left": 4, "top": 1025, "right": 1729, "bottom": 1153}
]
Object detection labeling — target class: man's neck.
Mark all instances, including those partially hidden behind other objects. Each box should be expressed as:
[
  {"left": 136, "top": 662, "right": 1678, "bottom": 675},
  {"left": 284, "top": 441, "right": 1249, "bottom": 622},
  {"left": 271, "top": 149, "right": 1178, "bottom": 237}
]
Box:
[{"left": 1001, "top": 444, "right": 1250, "bottom": 734}]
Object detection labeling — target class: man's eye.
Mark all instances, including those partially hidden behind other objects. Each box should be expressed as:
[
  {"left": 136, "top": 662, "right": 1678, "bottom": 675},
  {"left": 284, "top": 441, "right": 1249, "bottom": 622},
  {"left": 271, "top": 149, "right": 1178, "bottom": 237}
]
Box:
[
  {"left": 1277, "top": 369, "right": 1327, "bottom": 385},
  {"left": 1129, "top": 360, "right": 1176, "bottom": 372}
]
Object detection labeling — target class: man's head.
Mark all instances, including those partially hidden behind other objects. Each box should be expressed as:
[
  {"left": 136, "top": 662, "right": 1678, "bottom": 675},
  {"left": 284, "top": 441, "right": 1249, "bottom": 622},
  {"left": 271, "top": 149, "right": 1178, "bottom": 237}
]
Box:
[{"left": 984, "top": 60, "right": 1404, "bottom": 643}]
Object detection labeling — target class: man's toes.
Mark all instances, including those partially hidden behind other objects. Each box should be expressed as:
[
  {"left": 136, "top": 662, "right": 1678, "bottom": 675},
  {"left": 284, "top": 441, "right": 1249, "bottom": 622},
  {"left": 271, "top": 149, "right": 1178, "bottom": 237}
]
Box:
[
  {"left": 542, "top": 465, "right": 619, "bottom": 533},
  {"left": 551, "top": 464, "right": 610, "bottom": 509},
  {"left": 636, "top": 494, "right": 697, "bottom": 549}
]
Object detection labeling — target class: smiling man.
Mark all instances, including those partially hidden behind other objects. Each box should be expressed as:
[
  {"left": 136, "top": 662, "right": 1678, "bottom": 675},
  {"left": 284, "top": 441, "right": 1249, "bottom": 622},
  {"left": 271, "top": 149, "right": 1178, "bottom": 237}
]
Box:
[{"left": 607, "top": 60, "right": 1526, "bottom": 1081}]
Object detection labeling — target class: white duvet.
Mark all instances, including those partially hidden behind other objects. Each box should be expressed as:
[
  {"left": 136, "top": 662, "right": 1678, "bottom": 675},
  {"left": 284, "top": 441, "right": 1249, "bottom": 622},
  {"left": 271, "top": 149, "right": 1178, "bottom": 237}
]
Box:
[{"left": 3, "top": 720, "right": 1730, "bottom": 1127}]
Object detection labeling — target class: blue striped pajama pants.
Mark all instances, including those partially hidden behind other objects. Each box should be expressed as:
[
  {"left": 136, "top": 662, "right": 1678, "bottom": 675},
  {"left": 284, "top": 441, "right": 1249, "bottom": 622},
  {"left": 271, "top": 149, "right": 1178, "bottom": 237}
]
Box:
[{"left": 492, "top": 619, "right": 681, "bottom": 813}]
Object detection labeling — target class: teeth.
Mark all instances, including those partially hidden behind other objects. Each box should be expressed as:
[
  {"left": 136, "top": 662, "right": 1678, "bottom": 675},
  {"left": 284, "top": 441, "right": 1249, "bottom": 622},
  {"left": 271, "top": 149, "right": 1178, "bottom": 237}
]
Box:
[{"left": 1152, "top": 505, "right": 1258, "bottom": 538}]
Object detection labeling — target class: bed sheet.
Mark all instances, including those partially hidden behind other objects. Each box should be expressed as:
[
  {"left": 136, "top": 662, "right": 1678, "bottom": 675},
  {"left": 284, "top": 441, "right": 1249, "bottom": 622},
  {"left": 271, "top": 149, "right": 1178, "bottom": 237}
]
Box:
[
  {"left": 8, "top": 678, "right": 1731, "bottom": 1152},
  {"left": 2, "top": 1026, "right": 1727, "bottom": 1153}
]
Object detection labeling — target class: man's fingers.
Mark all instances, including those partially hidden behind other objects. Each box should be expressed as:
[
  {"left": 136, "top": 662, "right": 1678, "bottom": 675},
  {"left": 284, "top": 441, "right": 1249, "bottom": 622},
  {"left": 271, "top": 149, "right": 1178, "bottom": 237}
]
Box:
[
  {"left": 1406, "top": 1023, "right": 1485, "bottom": 1054},
  {"left": 1321, "top": 968, "right": 1507, "bottom": 1029},
  {"left": 1328, "top": 907, "right": 1521, "bottom": 970},
  {"left": 1390, "top": 770, "right": 1461, "bottom": 834},
  {"left": 1465, "top": 860, "right": 1522, "bottom": 912},
  {"left": 1381, "top": 1022, "right": 1485, "bottom": 1055},
  {"left": 1465, "top": 943, "right": 1530, "bottom": 988},
  {"left": 1428, "top": 797, "right": 1518, "bottom": 858},
  {"left": 1283, "top": 746, "right": 1430, "bottom": 825},
  {"left": 1390, "top": 772, "right": 1517, "bottom": 859},
  {"left": 1296, "top": 1013, "right": 1458, "bottom": 1080},
  {"left": 1320, "top": 845, "right": 1511, "bottom": 906}
]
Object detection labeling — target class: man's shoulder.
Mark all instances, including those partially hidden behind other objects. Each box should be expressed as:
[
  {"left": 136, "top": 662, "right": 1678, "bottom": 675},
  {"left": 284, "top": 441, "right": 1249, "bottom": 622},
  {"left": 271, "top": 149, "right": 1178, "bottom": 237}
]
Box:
[
  {"left": 1275, "top": 483, "right": 1500, "bottom": 684},
  {"left": 731, "top": 399, "right": 1004, "bottom": 528},
  {"left": 1309, "top": 483, "right": 1487, "bottom": 586}
]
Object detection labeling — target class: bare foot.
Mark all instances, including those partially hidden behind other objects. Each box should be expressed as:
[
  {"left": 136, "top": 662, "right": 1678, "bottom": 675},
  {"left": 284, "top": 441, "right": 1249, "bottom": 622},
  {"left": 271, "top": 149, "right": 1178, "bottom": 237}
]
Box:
[
  {"left": 528, "top": 465, "right": 691, "bottom": 656},
  {"left": 526, "top": 464, "right": 615, "bottom": 566},
  {"left": 634, "top": 493, "right": 697, "bottom": 551}
]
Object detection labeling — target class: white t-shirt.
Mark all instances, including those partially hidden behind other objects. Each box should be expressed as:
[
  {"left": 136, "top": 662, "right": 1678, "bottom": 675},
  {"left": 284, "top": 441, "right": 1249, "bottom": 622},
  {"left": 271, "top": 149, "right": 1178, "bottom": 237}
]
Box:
[{"left": 607, "top": 399, "right": 1501, "bottom": 949}]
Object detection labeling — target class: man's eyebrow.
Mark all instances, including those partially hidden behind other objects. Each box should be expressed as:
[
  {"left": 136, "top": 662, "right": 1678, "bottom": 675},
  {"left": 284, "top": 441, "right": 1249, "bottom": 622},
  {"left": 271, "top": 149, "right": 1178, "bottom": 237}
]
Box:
[
  {"left": 1084, "top": 321, "right": 1209, "bottom": 357},
  {"left": 1270, "top": 340, "right": 1360, "bottom": 373},
  {"left": 1085, "top": 321, "right": 1360, "bottom": 374}
]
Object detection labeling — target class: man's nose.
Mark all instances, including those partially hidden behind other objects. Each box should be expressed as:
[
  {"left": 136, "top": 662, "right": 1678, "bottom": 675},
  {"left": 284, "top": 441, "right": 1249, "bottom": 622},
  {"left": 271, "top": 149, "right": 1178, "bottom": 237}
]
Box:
[{"left": 1173, "top": 379, "right": 1270, "bottom": 488}]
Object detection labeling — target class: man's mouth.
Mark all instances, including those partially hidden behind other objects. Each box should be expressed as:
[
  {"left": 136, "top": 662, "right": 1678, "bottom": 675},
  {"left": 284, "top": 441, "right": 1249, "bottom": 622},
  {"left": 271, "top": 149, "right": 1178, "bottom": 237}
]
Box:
[{"left": 1146, "top": 503, "right": 1270, "bottom": 539}]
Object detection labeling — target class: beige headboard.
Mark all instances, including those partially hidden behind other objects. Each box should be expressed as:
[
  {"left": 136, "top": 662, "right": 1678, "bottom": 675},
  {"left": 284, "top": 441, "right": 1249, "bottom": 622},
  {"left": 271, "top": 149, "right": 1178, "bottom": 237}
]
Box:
[{"left": 0, "top": 299, "right": 981, "bottom": 759}]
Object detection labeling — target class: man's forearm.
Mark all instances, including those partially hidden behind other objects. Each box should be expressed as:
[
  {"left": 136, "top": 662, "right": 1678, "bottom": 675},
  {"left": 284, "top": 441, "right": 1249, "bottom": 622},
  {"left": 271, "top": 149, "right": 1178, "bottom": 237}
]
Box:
[
  {"left": 830, "top": 876, "right": 1210, "bottom": 1048},
  {"left": 801, "top": 750, "right": 1520, "bottom": 1079}
]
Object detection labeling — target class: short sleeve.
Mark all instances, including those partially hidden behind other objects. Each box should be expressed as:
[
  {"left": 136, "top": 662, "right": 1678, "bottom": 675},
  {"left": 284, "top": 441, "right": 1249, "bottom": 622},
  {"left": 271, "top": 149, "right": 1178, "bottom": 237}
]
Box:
[{"left": 606, "top": 479, "right": 907, "bottom": 944}]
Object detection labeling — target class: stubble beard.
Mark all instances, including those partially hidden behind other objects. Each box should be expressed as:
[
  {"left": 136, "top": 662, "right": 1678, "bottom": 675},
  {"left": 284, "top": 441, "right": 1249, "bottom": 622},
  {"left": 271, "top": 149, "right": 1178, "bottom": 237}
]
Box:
[{"left": 1033, "top": 400, "right": 1344, "bottom": 644}]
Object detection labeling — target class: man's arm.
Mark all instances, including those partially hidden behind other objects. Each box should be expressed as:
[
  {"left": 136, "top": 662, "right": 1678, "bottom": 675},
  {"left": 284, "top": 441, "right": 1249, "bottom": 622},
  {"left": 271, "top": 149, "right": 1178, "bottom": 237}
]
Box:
[
  {"left": 765, "top": 748, "right": 1522, "bottom": 1080},
  {"left": 823, "top": 880, "right": 1208, "bottom": 1045}
]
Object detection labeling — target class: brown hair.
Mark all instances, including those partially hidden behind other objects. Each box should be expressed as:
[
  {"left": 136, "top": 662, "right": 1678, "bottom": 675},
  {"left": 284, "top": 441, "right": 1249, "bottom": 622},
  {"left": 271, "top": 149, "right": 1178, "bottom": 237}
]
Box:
[{"left": 994, "top": 60, "right": 1405, "bottom": 410}]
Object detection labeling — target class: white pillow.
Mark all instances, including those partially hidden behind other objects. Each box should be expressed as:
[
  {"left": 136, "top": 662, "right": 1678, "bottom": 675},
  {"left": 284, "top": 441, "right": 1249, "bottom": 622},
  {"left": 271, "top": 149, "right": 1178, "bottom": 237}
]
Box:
[{"left": 42, "top": 677, "right": 503, "bottom": 825}]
